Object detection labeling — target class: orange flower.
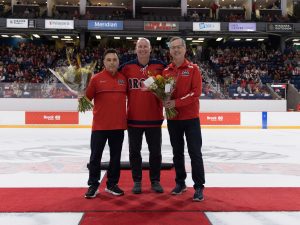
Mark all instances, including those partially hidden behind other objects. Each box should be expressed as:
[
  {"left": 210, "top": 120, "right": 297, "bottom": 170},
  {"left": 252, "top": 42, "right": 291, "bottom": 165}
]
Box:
[{"left": 156, "top": 75, "right": 163, "bottom": 80}]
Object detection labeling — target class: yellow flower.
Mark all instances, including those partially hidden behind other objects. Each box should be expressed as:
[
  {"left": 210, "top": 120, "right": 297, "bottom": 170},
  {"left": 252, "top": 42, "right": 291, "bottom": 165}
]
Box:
[{"left": 144, "top": 74, "right": 177, "bottom": 119}]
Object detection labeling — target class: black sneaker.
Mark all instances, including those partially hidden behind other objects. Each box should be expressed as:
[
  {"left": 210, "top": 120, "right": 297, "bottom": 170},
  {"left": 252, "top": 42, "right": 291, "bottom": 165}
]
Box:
[
  {"left": 193, "top": 188, "right": 204, "bottom": 201},
  {"left": 171, "top": 184, "right": 187, "bottom": 195},
  {"left": 84, "top": 185, "right": 99, "bottom": 199},
  {"left": 105, "top": 185, "right": 124, "bottom": 196},
  {"left": 151, "top": 182, "right": 164, "bottom": 193},
  {"left": 132, "top": 182, "right": 142, "bottom": 194}
]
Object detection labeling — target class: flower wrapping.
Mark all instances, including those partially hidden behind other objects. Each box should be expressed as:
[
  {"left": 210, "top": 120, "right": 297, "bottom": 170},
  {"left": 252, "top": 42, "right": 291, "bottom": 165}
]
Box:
[
  {"left": 144, "top": 74, "right": 177, "bottom": 119},
  {"left": 49, "top": 48, "right": 96, "bottom": 113}
]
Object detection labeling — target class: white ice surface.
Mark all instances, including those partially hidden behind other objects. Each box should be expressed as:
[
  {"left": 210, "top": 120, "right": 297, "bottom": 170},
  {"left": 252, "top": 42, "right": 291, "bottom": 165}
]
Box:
[
  {"left": 0, "top": 128, "right": 299, "bottom": 225},
  {"left": 205, "top": 212, "right": 300, "bottom": 225},
  {"left": 0, "top": 213, "right": 83, "bottom": 225}
]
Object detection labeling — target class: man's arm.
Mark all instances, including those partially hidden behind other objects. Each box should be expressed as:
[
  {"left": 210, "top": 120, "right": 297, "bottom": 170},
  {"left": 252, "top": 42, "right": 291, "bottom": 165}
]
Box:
[
  {"left": 85, "top": 76, "right": 95, "bottom": 101},
  {"left": 174, "top": 65, "right": 202, "bottom": 108}
]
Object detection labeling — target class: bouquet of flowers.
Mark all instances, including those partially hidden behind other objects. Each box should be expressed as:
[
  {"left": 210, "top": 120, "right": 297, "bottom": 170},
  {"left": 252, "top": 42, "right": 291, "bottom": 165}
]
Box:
[
  {"left": 49, "top": 48, "right": 96, "bottom": 112},
  {"left": 143, "top": 74, "right": 177, "bottom": 119}
]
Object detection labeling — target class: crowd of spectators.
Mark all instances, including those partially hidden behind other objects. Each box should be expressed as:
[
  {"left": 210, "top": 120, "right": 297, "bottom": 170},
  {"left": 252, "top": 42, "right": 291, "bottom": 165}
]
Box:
[
  {"left": 208, "top": 45, "right": 300, "bottom": 99},
  {"left": 1, "top": 42, "right": 300, "bottom": 99},
  {"left": 0, "top": 42, "right": 178, "bottom": 98}
]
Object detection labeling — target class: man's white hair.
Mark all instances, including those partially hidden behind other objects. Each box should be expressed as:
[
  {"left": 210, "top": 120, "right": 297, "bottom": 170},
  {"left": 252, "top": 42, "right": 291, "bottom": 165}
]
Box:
[{"left": 136, "top": 37, "right": 151, "bottom": 47}]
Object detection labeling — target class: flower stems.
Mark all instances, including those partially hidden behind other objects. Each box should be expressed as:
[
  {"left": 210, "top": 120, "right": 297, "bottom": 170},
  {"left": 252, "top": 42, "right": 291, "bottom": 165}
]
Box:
[
  {"left": 165, "top": 108, "right": 178, "bottom": 119},
  {"left": 78, "top": 96, "right": 93, "bottom": 113}
]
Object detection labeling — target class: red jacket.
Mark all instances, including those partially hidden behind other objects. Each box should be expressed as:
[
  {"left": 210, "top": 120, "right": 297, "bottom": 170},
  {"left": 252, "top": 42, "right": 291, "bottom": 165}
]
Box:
[
  {"left": 120, "top": 59, "right": 166, "bottom": 127},
  {"left": 86, "top": 69, "right": 127, "bottom": 130},
  {"left": 163, "top": 59, "right": 202, "bottom": 120}
]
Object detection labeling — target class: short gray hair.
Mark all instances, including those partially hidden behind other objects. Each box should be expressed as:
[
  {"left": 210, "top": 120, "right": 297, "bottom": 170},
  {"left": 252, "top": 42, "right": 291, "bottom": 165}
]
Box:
[{"left": 168, "top": 36, "right": 186, "bottom": 48}]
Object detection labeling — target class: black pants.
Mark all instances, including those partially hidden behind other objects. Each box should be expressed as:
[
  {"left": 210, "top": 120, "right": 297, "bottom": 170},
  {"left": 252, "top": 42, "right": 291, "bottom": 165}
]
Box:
[
  {"left": 167, "top": 118, "right": 205, "bottom": 189},
  {"left": 87, "top": 130, "right": 124, "bottom": 188},
  {"left": 128, "top": 126, "right": 162, "bottom": 183}
]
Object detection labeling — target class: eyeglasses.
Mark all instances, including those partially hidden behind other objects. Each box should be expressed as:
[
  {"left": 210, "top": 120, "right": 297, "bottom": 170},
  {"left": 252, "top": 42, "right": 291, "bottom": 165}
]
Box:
[{"left": 169, "top": 45, "right": 184, "bottom": 50}]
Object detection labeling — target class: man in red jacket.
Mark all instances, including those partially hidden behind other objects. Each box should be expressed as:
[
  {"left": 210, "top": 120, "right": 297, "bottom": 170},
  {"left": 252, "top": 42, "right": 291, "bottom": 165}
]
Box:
[
  {"left": 84, "top": 49, "right": 127, "bottom": 199},
  {"left": 163, "top": 37, "right": 205, "bottom": 201},
  {"left": 120, "top": 38, "right": 166, "bottom": 194}
]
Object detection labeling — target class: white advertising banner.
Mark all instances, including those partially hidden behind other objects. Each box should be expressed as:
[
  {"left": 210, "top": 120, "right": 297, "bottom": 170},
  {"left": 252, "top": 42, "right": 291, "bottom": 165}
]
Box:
[
  {"left": 193, "top": 22, "right": 221, "bottom": 31},
  {"left": 6, "top": 19, "right": 28, "bottom": 28},
  {"left": 45, "top": 20, "right": 74, "bottom": 29},
  {"left": 229, "top": 23, "right": 256, "bottom": 32}
]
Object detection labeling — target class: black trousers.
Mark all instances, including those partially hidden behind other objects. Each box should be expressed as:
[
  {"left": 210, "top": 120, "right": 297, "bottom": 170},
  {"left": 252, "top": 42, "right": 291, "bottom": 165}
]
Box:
[
  {"left": 87, "top": 130, "right": 124, "bottom": 188},
  {"left": 167, "top": 118, "right": 205, "bottom": 189},
  {"left": 128, "top": 126, "right": 162, "bottom": 183}
]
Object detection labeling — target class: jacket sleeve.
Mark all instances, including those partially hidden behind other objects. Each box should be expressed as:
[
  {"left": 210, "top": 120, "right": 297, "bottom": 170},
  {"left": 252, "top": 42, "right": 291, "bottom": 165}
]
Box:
[
  {"left": 175, "top": 65, "right": 202, "bottom": 108},
  {"left": 85, "top": 76, "right": 95, "bottom": 101},
  {"left": 120, "top": 66, "right": 130, "bottom": 93}
]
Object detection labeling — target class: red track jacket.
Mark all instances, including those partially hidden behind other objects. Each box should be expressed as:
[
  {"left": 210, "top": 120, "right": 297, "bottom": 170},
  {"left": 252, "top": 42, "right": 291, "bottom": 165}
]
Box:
[
  {"left": 86, "top": 69, "right": 127, "bottom": 130},
  {"left": 120, "top": 59, "right": 166, "bottom": 127},
  {"left": 163, "top": 59, "right": 202, "bottom": 120}
]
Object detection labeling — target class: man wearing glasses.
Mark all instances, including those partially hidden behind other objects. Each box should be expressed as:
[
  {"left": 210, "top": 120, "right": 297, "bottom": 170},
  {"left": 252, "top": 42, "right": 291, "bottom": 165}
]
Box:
[{"left": 163, "top": 36, "right": 205, "bottom": 201}]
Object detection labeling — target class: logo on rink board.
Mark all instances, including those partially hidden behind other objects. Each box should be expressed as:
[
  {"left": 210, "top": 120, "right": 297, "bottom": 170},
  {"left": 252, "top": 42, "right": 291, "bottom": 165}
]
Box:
[
  {"left": 200, "top": 112, "right": 241, "bottom": 125},
  {"left": 25, "top": 112, "right": 79, "bottom": 124}
]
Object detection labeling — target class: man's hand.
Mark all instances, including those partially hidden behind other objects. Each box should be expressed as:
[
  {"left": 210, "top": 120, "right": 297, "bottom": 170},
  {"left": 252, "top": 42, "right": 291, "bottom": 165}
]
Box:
[
  {"left": 164, "top": 100, "right": 175, "bottom": 109},
  {"left": 140, "top": 87, "right": 149, "bottom": 91}
]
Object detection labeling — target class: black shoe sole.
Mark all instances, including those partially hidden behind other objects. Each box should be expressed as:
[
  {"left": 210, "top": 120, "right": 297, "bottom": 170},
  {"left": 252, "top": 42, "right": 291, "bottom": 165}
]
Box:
[
  {"left": 193, "top": 197, "right": 204, "bottom": 202},
  {"left": 152, "top": 189, "right": 164, "bottom": 193},
  {"left": 105, "top": 188, "right": 124, "bottom": 196},
  {"left": 171, "top": 187, "right": 187, "bottom": 195},
  {"left": 84, "top": 190, "right": 99, "bottom": 199}
]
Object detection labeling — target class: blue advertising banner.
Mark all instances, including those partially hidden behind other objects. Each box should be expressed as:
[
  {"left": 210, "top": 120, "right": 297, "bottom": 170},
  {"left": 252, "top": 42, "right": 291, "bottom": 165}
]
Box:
[{"left": 88, "top": 21, "right": 124, "bottom": 30}]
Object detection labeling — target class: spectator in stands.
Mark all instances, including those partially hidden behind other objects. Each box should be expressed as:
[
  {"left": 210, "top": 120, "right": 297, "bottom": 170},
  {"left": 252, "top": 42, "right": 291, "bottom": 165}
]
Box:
[
  {"left": 252, "top": 1, "right": 256, "bottom": 20},
  {"left": 274, "top": 0, "right": 280, "bottom": 8},
  {"left": 196, "top": 46, "right": 202, "bottom": 61},
  {"left": 24, "top": 8, "right": 30, "bottom": 17},
  {"left": 120, "top": 38, "right": 166, "bottom": 194},
  {"left": 84, "top": 49, "right": 127, "bottom": 199},
  {"left": 210, "top": 0, "right": 219, "bottom": 20},
  {"left": 84, "top": 10, "right": 91, "bottom": 19},
  {"left": 163, "top": 36, "right": 205, "bottom": 201},
  {"left": 272, "top": 3, "right": 279, "bottom": 9},
  {"left": 237, "top": 84, "right": 247, "bottom": 94},
  {"left": 191, "top": 11, "right": 200, "bottom": 21},
  {"left": 73, "top": 9, "right": 79, "bottom": 19}
]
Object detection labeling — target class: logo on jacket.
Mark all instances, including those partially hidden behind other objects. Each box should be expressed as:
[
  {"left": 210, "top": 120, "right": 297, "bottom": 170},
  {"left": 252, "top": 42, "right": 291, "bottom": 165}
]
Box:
[
  {"left": 181, "top": 70, "right": 190, "bottom": 76},
  {"left": 128, "top": 78, "right": 145, "bottom": 89},
  {"left": 118, "top": 79, "right": 125, "bottom": 85}
]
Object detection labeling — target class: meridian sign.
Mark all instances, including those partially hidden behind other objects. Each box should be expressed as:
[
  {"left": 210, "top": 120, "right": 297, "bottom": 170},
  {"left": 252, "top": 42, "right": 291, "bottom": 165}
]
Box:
[{"left": 88, "top": 21, "right": 124, "bottom": 30}]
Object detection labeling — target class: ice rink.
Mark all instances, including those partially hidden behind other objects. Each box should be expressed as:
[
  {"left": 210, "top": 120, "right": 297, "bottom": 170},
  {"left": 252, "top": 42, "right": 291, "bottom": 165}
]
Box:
[{"left": 0, "top": 127, "right": 300, "bottom": 225}]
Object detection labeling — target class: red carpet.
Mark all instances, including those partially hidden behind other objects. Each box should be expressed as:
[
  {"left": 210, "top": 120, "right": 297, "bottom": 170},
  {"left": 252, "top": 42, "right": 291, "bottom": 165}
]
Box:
[
  {"left": 0, "top": 170, "right": 299, "bottom": 212},
  {"left": 80, "top": 212, "right": 211, "bottom": 225}
]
